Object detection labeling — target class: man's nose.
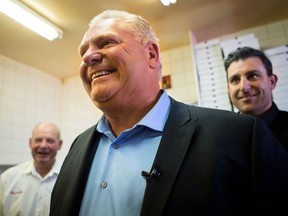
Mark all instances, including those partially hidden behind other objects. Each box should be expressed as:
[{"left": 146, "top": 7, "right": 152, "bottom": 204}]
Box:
[
  {"left": 39, "top": 140, "right": 48, "bottom": 147},
  {"left": 82, "top": 49, "right": 103, "bottom": 66},
  {"left": 240, "top": 78, "right": 251, "bottom": 91}
]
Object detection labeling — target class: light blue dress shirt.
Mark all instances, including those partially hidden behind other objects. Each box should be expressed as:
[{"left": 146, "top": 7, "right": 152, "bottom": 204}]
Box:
[{"left": 79, "top": 91, "right": 171, "bottom": 216}]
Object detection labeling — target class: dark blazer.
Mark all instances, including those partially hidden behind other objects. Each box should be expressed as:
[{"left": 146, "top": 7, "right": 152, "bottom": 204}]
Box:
[
  {"left": 50, "top": 98, "right": 288, "bottom": 216},
  {"left": 260, "top": 102, "right": 288, "bottom": 152}
]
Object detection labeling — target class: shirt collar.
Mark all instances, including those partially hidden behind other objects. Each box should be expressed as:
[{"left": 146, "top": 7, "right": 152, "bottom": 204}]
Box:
[
  {"left": 259, "top": 102, "right": 279, "bottom": 126},
  {"left": 137, "top": 90, "right": 170, "bottom": 131},
  {"left": 97, "top": 90, "right": 171, "bottom": 133},
  {"left": 22, "top": 161, "right": 34, "bottom": 174},
  {"left": 22, "top": 160, "right": 62, "bottom": 178}
]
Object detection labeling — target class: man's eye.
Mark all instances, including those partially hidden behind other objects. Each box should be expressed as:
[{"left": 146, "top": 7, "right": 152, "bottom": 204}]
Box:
[
  {"left": 247, "top": 74, "right": 258, "bottom": 79},
  {"left": 230, "top": 77, "right": 239, "bottom": 84},
  {"left": 34, "top": 139, "right": 42, "bottom": 143},
  {"left": 47, "top": 139, "right": 56, "bottom": 144},
  {"left": 102, "top": 40, "right": 115, "bottom": 47}
]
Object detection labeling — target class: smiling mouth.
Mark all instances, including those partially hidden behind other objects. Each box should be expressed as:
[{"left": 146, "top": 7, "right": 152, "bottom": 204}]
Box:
[
  {"left": 91, "top": 70, "right": 115, "bottom": 80},
  {"left": 37, "top": 152, "right": 48, "bottom": 156},
  {"left": 238, "top": 93, "right": 257, "bottom": 100}
]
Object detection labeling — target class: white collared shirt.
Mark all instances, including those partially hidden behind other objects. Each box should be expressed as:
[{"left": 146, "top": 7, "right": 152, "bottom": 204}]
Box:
[{"left": 0, "top": 160, "right": 62, "bottom": 216}]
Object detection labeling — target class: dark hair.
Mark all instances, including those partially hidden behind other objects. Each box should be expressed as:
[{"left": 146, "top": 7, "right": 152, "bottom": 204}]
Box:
[{"left": 224, "top": 47, "right": 273, "bottom": 76}]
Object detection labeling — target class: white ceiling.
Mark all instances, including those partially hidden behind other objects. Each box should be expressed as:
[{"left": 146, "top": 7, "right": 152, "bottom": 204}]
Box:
[{"left": 1, "top": 0, "right": 288, "bottom": 80}]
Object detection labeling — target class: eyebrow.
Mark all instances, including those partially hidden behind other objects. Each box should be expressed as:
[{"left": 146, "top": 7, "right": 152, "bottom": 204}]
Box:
[{"left": 78, "top": 33, "right": 118, "bottom": 56}]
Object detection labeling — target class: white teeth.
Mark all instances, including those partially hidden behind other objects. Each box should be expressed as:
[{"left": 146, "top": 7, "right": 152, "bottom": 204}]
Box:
[{"left": 91, "top": 70, "right": 113, "bottom": 80}]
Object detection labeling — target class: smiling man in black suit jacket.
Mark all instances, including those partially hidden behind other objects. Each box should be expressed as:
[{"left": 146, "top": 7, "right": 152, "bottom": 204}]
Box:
[{"left": 50, "top": 10, "right": 288, "bottom": 216}]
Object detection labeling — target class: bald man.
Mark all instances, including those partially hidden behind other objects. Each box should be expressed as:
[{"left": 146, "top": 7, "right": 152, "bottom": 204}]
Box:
[{"left": 0, "top": 122, "right": 63, "bottom": 216}]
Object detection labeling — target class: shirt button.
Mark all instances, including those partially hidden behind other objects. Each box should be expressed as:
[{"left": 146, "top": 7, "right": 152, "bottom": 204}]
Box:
[
  {"left": 101, "top": 181, "right": 108, "bottom": 188},
  {"left": 113, "top": 144, "right": 119, "bottom": 149}
]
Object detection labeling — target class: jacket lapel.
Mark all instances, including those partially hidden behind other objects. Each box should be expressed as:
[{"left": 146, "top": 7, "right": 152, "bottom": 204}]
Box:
[
  {"left": 141, "top": 99, "right": 198, "bottom": 216},
  {"left": 58, "top": 125, "right": 101, "bottom": 216}
]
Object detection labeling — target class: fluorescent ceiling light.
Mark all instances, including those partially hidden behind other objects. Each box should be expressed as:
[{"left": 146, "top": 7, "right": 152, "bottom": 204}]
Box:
[
  {"left": 161, "top": 0, "right": 177, "bottom": 6},
  {"left": 0, "top": 0, "right": 63, "bottom": 41}
]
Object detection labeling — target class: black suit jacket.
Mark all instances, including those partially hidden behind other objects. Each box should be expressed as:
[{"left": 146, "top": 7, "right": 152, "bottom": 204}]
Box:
[
  {"left": 50, "top": 98, "right": 288, "bottom": 216},
  {"left": 260, "top": 102, "right": 288, "bottom": 152}
]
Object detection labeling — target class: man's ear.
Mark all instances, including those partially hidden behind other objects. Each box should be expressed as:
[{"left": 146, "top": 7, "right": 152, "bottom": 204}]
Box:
[
  {"left": 269, "top": 74, "right": 278, "bottom": 90},
  {"left": 146, "top": 42, "right": 160, "bottom": 69},
  {"left": 58, "top": 140, "right": 63, "bottom": 150}
]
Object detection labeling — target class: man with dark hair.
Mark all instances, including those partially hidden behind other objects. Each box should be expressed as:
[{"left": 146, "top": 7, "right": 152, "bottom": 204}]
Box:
[{"left": 225, "top": 46, "right": 288, "bottom": 151}]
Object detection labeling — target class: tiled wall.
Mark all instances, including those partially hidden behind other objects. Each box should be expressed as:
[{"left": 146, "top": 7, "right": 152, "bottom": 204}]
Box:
[
  {"left": 0, "top": 56, "right": 103, "bottom": 164},
  {"left": 1, "top": 18, "right": 288, "bottom": 165},
  {"left": 60, "top": 76, "right": 103, "bottom": 160},
  {"left": 0, "top": 55, "right": 62, "bottom": 164},
  {"left": 161, "top": 45, "right": 198, "bottom": 105}
]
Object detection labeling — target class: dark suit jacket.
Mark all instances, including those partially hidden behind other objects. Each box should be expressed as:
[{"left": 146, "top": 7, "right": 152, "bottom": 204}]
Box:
[
  {"left": 260, "top": 102, "right": 288, "bottom": 152},
  {"left": 50, "top": 98, "right": 288, "bottom": 216}
]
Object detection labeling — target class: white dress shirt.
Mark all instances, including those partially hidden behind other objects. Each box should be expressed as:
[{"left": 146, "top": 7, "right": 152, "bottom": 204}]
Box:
[{"left": 0, "top": 160, "right": 61, "bottom": 216}]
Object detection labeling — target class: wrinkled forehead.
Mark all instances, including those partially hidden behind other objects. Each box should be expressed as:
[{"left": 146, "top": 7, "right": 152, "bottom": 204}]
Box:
[
  {"left": 79, "top": 18, "right": 119, "bottom": 47},
  {"left": 85, "top": 18, "right": 119, "bottom": 38}
]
